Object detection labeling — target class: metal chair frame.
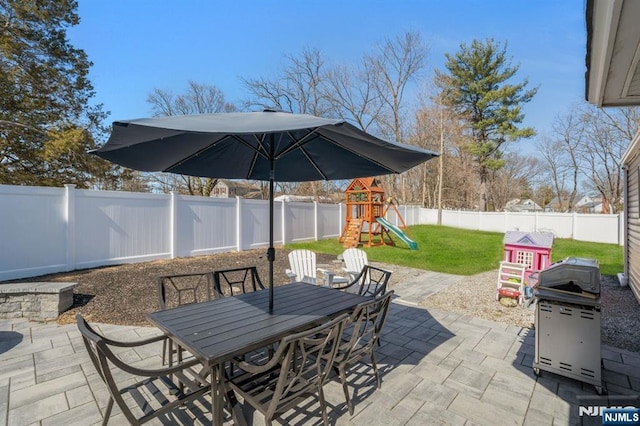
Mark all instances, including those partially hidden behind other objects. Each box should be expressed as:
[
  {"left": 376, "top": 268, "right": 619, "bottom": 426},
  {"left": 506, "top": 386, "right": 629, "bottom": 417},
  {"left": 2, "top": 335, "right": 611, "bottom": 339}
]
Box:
[
  {"left": 227, "top": 314, "right": 349, "bottom": 426},
  {"left": 157, "top": 271, "right": 215, "bottom": 365},
  {"left": 333, "top": 291, "right": 394, "bottom": 415},
  {"left": 334, "top": 265, "right": 391, "bottom": 297},
  {"left": 213, "top": 266, "right": 265, "bottom": 297},
  {"left": 76, "top": 314, "right": 209, "bottom": 425}
]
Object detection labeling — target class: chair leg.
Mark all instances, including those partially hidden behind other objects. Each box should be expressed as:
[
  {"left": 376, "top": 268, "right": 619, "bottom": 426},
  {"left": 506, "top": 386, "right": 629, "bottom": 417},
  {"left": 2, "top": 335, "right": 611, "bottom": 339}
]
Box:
[
  {"left": 102, "top": 398, "right": 114, "bottom": 425},
  {"left": 338, "top": 366, "right": 353, "bottom": 415},
  {"left": 371, "top": 352, "right": 381, "bottom": 389},
  {"left": 318, "top": 385, "right": 330, "bottom": 426}
]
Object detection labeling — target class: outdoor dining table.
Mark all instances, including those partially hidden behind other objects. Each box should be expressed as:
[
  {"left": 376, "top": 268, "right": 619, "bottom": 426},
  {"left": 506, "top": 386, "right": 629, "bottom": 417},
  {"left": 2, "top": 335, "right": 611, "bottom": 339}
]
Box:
[{"left": 146, "top": 281, "right": 370, "bottom": 425}]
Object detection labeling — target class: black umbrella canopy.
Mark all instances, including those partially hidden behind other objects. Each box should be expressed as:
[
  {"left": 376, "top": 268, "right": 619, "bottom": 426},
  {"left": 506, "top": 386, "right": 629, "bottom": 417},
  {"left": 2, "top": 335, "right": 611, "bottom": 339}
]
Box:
[
  {"left": 95, "top": 111, "right": 438, "bottom": 181},
  {"left": 94, "top": 110, "right": 439, "bottom": 311}
]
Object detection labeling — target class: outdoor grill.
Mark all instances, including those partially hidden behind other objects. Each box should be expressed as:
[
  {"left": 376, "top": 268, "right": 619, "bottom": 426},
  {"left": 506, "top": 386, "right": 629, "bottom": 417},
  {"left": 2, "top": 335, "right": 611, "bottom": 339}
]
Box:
[{"left": 531, "top": 257, "right": 606, "bottom": 394}]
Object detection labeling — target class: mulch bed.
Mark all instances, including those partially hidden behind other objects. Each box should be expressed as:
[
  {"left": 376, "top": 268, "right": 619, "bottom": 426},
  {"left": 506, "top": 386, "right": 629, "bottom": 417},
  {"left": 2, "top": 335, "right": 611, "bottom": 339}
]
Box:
[{"left": 8, "top": 248, "right": 336, "bottom": 326}]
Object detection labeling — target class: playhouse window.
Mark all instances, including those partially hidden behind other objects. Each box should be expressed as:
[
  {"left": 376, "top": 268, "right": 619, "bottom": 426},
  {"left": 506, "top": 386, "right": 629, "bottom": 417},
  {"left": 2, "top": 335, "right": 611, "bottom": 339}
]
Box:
[{"left": 516, "top": 250, "right": 534, "bottom": 269}]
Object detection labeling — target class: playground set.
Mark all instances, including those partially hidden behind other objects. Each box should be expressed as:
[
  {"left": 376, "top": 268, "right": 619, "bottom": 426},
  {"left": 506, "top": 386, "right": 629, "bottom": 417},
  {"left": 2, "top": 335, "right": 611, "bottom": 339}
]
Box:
[{"left": 338, "top": 177, "right": 418, "bottom": 250}]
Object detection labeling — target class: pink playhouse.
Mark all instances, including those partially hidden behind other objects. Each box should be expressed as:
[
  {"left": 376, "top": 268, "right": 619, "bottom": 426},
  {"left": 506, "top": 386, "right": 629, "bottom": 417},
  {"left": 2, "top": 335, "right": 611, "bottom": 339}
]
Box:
[{"left": 503, "top": 231, "right": 554, "bottom": 282}]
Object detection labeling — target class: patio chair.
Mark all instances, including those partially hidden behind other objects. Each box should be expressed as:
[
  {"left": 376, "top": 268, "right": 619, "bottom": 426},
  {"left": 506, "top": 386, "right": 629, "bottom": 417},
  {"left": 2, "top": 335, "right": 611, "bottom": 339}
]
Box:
[
  {"left": 286, "top": 249, "right": 348, "bottom": 286},
  {"left": 227, "top": 313, "right": 349, "bottom": 426},
  {"left": 213, "top": 266, "right": 265, "bottom": 297},
  {"left": 76, "top": 314, "right": 210, "bottom": 425},
  {"left": 334, "top": 265, "right": 391, "bottom": 298},
  {"left": 157, "top": 271, "right": 214, "bottom": 365},
  {"left": 333, "top": 291, "right": 394, "bottom": 415},
  {"left": 342, "top": 248, "right": 369, "bottom": 281}
]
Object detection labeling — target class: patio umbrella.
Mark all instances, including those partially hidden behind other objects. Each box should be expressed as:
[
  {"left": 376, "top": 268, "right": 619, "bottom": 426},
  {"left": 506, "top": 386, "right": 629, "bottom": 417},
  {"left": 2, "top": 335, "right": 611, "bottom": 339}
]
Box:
[{"left": 93, "top": 110, "right": 438, "bottom": 310}]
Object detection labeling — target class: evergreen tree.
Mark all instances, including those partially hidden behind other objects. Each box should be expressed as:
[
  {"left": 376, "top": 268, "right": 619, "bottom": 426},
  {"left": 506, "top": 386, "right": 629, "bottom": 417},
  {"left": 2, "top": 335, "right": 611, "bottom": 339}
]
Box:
[
  {"left": 0, "top": 0, "right": 117, "bottom": 188},
  {"left": 435, "top": 38, "right": 537, "bottom": 211}
]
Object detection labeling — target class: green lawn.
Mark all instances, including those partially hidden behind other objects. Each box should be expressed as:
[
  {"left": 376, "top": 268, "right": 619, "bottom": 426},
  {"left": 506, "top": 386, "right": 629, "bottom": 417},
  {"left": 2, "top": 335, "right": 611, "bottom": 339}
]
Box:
[{"left": 286, "top": 225, "right": 623, "bottom": 276}]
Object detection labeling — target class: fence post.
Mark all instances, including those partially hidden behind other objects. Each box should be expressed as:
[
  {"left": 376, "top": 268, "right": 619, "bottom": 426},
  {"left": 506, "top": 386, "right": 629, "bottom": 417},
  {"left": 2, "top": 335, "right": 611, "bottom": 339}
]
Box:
[
  {"left": 64, "top": 184, "right": 76, "bottom": 272},
  {"left": 170, "top": 192, "right": 178, "bottom": 258},
  {"left": 314, "top": 201, "right": 319, "bottom": 241},
  {"left": 236, "top": 196, "right": 242, "bottom": 252},
  {"left": 534, "top": 211, "right": 538, "bottom": 232},
  {"left": 619, "top": 212, "right": 624, "bottom": 246},
  {"left": 572, "top": 212, "right": 578, "bottom": 239},
  {"left": 281, "top": 200, "right": 286, "bottom": 245}
]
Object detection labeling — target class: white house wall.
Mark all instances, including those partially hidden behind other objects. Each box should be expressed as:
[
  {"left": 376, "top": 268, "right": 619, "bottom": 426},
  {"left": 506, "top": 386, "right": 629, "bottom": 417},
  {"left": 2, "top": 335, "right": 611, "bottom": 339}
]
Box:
[{"left": 622, "top": 132, "right": 640, "bottom": 301}]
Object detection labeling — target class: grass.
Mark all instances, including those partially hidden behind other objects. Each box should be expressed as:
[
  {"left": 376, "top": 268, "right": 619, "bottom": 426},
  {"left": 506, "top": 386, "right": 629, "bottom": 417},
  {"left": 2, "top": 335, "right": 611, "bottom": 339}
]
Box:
[{"left": 286, "top": 224, "right": 623, "bottom": 276}]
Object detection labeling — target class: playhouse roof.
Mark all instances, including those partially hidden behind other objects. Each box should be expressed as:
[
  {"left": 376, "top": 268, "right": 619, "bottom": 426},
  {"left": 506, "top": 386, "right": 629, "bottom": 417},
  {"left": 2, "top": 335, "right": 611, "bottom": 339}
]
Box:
[
  {"left": 504, "top": 231, "right": 554, "bottom": 248},
  {"left": 346, "top": 177, "right": 385, "bottom": 192}
]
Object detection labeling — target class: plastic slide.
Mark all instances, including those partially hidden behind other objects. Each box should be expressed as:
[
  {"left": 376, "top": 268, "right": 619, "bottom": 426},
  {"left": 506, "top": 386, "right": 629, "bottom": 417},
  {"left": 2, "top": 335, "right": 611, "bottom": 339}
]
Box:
[{"left": 376, "top": 217, "right": 418, "bottom": 250}]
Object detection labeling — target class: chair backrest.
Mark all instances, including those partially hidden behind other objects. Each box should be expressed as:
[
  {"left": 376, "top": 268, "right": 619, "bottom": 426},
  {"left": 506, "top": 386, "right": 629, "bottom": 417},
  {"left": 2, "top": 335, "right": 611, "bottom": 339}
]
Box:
[
  {"left": 345, "top": 265, "right": 391, "bottom": 297},
  {"left": 268, "top": 313, "right": 348, "bottom": 415},
  {"left": 340, "top": 291, "right": 393, "bottom": 361},
  {"left": 76, "top": 315, "right": 155, "bottom": 424},
  {"left": 343, "top": 248, "right": 368, "bottom": 273},
  {"left": 288, "top": 249, "right": 317, "bottom": 282},
  {"left": 76, "top": 314, "right": 208, "bottom": 425},
  {"left": 213, "top": 266, "right": 264, "bottom": 297},
  {"left": 157, "top": 272, "right": 214, "bottom": 310}
]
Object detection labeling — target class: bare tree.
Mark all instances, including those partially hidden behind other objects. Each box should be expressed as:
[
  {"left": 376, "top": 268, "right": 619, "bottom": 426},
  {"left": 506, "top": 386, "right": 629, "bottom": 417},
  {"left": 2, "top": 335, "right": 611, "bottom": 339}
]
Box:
[
  {"left": 146, "top": 81, "right": 237, "bottom": 196},
  {"left": 324, "top": 61, "right": 383, "bottom": 132},
  {"left": 413, "top": 99, "right": 478, "bottom": 210},
  {"left": 536, "top": 134, "right": 576, "bottom": 212},
  {"left": 577, "top": 105, "right": 640, "bottom": 213},
  {"left": 486, "top": 152, "right": 537, "bottom": 211},
  {"left": 242, "top": 47, "right": 331, "bottom": 116},
  {"left": 551, "top": 109, "right": 583, "bottom": 210},
  {"left": 365, "top": 31, "right": 430, "bottom": 202}
]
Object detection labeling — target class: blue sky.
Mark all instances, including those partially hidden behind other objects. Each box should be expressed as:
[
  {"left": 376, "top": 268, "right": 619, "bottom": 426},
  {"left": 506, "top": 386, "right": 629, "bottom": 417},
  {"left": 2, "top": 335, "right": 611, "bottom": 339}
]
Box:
[{"left": 69, "top": 0, "right": 587, "bottom": 149}]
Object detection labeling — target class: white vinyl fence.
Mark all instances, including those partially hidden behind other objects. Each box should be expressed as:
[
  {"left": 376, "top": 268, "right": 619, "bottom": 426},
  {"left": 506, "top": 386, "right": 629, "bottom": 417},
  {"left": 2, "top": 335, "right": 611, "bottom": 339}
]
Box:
[{"left": 0, "top": 184, "right": 623, "bottom": 281}]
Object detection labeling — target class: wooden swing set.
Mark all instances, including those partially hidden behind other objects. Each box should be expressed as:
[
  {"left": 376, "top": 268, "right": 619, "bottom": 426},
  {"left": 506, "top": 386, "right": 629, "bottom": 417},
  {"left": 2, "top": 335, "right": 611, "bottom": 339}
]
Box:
[{"left": 338, "top": 177, "right": 408, "bottom": 248}]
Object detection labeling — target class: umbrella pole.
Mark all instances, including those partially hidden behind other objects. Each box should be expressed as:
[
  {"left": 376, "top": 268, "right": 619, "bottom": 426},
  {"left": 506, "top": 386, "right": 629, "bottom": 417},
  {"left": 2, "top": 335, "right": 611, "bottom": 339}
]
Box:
[{"left": 267, "top": 161, "right": 275, "bottom": 312}]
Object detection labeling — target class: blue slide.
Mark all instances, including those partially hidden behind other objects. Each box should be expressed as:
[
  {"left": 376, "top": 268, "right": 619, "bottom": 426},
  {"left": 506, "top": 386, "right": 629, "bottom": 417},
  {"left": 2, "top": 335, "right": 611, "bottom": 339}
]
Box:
[{"left": 376, "top": 217, "right": 418, "bottom": 250}]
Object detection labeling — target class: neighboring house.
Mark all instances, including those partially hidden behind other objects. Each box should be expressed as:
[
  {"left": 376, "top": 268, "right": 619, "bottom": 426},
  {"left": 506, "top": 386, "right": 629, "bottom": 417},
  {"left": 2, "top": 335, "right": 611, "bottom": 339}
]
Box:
[
  {"left": 546, "top": 196, "right": 573, "bottom": 212},
  {"left": 586, "top": 0, "right": 640, "bottom": 301},
  {"left": 504, "top": 198, "right": 542, "bottom": 212},
  {"left": 575, "top": 195, "right": 604, "bottom": 213},
  {"left": 273, "top": 194, "right": 333, "bottom": 203},
  {"left": 211, "top": 180, "right": 261, "bottom": 199}
]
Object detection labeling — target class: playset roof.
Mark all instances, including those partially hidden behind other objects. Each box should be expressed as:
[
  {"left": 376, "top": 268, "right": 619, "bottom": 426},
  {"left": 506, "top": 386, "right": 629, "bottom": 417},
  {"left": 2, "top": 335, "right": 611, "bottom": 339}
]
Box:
[
  {"left": 346, "top": 177, "right": 385, "bottom": 193},
  {"left": 503, "top": 231, "right": 554, "bottom": 248}
]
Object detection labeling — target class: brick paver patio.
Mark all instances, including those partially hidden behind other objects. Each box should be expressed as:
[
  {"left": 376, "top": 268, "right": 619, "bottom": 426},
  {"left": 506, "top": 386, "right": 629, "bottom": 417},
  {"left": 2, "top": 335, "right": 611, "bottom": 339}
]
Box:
[{"left": 1, "top": 275, "right": 638, "bottom": 425}]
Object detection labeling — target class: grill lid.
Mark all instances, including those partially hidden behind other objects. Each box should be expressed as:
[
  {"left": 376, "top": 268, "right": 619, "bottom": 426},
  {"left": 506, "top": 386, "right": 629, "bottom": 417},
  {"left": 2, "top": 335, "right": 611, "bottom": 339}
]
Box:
[{"left": 537, "top": 257, "right": 600, "bottom": 295}]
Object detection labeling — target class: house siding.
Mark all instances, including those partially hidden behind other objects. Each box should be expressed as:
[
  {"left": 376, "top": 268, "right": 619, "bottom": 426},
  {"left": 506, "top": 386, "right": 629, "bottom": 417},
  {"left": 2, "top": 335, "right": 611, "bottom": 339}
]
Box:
[{"left": 624, "top": 136, "right": 640, "bottom": 303}]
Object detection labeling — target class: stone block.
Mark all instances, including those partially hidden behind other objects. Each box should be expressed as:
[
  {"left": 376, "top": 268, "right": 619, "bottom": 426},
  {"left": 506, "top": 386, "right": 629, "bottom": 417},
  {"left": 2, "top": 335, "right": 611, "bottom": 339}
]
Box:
[{"left": 0, "top": 282, "right": 77, "bottom": 321}]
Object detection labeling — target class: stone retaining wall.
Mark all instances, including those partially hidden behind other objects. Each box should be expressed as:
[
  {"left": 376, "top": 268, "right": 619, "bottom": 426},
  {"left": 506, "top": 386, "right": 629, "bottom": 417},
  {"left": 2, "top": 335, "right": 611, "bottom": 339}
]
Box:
[{"left": 0, "top": 282, "right": 77, "bottom": 321}]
